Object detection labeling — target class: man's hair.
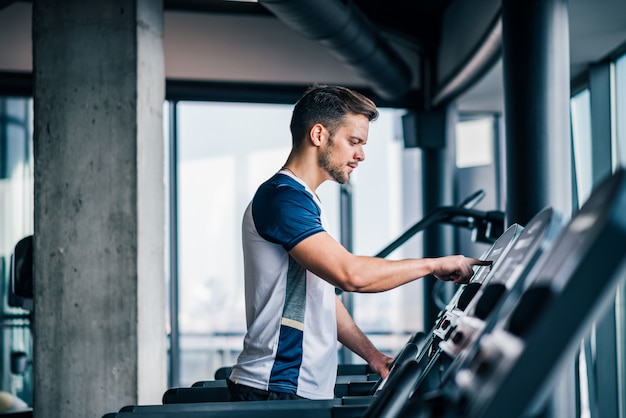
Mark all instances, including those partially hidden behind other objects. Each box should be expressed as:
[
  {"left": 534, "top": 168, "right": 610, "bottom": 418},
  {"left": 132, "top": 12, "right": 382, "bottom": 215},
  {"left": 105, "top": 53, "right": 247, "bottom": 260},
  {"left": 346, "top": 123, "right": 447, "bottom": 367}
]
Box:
[{"left": 289, "top": 85, "right": 379, "bottom": 147}]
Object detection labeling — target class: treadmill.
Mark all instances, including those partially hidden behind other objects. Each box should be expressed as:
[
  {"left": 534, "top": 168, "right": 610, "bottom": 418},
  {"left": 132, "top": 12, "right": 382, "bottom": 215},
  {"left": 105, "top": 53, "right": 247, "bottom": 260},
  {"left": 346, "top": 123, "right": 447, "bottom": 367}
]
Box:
[
  {"left": 398, "top": 168, "right": 626, "bottom": 418},
  {"left": 359, "top": 206, "right": 564, "bottom": 418},
  {"left": 415, "top": 206, "right": 564, "bottom": 393}
]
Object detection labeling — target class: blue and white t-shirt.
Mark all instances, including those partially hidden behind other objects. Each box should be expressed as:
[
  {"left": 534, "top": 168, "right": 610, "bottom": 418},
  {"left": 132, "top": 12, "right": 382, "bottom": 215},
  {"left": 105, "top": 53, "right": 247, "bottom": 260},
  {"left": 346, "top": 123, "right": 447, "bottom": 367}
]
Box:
[{"left": 229, "top": 170, "right": 338, "bottom": 400}]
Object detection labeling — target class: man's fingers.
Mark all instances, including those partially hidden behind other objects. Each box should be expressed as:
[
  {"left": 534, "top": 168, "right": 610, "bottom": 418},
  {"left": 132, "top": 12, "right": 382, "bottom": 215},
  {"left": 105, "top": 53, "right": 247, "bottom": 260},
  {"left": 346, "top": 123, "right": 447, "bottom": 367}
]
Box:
[{"left": 434, "top": 256, "right": 492, "bottom": 283}]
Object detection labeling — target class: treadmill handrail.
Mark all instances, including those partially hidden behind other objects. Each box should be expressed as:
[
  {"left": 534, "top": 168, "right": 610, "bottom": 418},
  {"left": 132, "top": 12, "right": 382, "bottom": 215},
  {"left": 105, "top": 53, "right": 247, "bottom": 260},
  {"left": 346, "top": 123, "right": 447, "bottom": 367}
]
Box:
[{"left": 374, "top": 193, "right": 504, "bottom": 259}]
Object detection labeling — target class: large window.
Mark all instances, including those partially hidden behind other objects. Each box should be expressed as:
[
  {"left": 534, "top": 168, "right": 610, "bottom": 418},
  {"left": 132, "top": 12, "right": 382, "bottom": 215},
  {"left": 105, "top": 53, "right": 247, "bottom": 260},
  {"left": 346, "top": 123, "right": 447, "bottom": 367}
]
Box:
[
  {"left": 0, "top": 97, "right": 33, "bottom": 405},
  {"left": 174, "top": 102, "right": 416, "bottom": 384},
  {"left": 570, "top": 52, "right": 626, "bottom": 418},
  {"left": 613, "top": 52, "right": 626, "bottom": 418},
  {"left": 175, "top": 102, "right": 299, "bottom": 386},
  {"left": 571, "top": 89, "right": 593, "bottom": 205},
  {"left": 615, "top": 54, "right": 626, "bottom": 169}
]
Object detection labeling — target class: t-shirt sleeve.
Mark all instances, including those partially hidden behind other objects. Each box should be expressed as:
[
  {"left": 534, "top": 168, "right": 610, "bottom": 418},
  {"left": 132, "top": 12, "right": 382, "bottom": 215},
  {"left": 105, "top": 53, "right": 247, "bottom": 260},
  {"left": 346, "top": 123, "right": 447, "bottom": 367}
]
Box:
[{"left": 252, "top": 183, "right": 325, "bottom": 251}]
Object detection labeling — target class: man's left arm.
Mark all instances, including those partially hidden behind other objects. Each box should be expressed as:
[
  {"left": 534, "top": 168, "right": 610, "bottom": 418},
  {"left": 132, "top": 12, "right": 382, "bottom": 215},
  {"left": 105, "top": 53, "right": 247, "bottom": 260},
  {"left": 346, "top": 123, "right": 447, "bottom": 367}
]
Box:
[{"left": 335, "top": 295, "right": 394, "bottom": 378}]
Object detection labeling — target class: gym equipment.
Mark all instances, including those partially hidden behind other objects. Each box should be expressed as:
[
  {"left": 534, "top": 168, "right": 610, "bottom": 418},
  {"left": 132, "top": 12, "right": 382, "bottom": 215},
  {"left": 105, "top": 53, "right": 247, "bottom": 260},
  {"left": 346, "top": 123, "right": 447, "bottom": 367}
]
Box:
[
  {"left": 415, "top": 207, "right": 564, "bottom": 394},
  {"left": 398, "top": 168, "right": 626, "bottom": 418}
]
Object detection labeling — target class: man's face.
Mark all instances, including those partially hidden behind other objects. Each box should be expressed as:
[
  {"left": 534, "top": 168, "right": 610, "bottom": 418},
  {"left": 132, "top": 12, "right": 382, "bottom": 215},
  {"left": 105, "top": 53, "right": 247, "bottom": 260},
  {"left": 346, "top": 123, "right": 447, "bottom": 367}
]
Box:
[{"left": 319, "top": 113, "right": 369, "bottom": 184}]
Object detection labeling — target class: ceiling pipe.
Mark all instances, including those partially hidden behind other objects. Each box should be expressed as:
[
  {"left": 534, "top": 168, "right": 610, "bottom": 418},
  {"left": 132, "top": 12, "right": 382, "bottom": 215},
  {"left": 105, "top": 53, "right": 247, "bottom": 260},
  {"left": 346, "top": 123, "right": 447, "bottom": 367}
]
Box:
[
  {"left": 0, "top": 0, "right": 18, "bottom": 11},
  {"left": 431, "top": 12, "right": 502, "bottom": 107},
  {"left": 258, "top": 0, "right": 413, "bottom": 101}
]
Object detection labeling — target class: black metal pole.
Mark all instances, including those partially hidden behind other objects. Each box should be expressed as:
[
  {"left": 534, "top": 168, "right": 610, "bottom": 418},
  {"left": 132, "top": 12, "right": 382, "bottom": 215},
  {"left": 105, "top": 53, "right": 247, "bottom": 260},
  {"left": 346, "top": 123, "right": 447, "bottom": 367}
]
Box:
[
  {"left": 421, "top": 148, "right": 452, "bottom": 329},
  {"left": 339, "top": 183, "right": 354, "bottom": 364},
  {"left": 502, "top": 0, "right": 572, "bottom": 226}
]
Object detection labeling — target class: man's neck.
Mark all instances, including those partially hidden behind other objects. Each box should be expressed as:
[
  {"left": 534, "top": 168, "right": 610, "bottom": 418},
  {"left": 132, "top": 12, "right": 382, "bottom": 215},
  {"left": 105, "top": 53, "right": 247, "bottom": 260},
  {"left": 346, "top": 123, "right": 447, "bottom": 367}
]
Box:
[{"left": 282, "top": 157, "right": 327, "bottom": 192}]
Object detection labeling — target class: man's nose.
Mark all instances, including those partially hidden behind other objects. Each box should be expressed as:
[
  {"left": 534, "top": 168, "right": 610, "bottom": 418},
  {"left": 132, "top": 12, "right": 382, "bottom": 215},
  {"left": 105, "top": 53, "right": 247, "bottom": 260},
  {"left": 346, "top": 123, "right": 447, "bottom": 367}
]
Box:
[{"left": 355, "top": 146, "right": 365, "bottom": 161}]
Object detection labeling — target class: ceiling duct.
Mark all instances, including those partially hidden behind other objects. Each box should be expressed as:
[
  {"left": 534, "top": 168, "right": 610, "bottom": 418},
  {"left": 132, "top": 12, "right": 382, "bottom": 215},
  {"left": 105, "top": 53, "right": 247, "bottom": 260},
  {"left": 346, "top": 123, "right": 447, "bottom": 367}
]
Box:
[
  {"left": 431, "top": 13, "right": 502, "bottom": 107},
  {"left": 258, "top": 0, "right": 413, "bottom": 101}
]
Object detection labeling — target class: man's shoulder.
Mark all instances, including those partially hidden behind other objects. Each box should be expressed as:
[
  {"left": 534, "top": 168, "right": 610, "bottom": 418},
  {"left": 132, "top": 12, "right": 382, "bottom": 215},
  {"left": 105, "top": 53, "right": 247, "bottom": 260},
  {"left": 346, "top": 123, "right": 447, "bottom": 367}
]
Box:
[
  {"left": 249, "top": 173, "right": 323, "bottom": 249},
  {"left": 255, "top": 173, "right": 311, "bottom": 205}
]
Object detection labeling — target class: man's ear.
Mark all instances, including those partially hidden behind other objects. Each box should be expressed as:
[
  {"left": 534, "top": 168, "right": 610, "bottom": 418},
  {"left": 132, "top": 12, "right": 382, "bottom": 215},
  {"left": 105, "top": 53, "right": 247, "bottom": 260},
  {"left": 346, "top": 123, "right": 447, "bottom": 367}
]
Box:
[{"left": 310, "top": 123, "right": 326, "bottom": 147}]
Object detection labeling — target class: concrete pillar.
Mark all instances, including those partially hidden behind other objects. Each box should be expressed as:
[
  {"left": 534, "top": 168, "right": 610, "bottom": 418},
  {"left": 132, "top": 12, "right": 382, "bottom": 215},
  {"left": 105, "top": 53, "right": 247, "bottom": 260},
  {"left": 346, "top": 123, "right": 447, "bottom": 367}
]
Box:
[{"left": 32, "top": 1, "right": 166, "bottom": 417}]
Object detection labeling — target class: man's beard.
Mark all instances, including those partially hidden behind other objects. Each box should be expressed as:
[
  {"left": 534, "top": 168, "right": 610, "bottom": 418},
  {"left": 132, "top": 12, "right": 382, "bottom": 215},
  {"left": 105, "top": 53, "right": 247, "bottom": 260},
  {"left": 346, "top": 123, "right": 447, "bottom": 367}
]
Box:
[{"left": 319, "top": 136, "right": 349, "bottom": 184}]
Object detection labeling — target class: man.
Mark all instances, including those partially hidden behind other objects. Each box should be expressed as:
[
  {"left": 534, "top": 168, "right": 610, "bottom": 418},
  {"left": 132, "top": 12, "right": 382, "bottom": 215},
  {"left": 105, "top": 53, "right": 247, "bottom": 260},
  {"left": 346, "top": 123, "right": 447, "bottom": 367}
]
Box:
[{"left": 228, "top": 85, "right": 490, "bottom": 401}]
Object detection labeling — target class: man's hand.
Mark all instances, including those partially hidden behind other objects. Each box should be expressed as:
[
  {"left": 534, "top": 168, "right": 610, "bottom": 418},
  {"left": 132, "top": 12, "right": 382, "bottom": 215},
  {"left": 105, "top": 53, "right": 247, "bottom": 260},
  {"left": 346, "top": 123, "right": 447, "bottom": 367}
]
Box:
[
  {"left": 368, "top": 352, "right": 394, "bottom": 379},
  {"left": 432, "top": 255, "right": 492, "bottom": 284}
]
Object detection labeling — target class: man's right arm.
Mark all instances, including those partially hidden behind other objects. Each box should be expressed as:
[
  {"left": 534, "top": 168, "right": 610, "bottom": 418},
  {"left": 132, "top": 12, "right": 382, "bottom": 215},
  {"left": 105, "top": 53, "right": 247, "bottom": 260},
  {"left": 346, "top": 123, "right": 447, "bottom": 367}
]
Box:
[{"left": 289, "top": 231, "right": 490, "bottom": 293}]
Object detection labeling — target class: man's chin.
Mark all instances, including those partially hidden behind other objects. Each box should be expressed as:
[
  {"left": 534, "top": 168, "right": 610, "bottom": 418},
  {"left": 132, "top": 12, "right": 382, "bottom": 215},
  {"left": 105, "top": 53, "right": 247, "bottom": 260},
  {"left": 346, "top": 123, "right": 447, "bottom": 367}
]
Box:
[{"left": 326, "top": 168, "right": 350, "bottom": 184}]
